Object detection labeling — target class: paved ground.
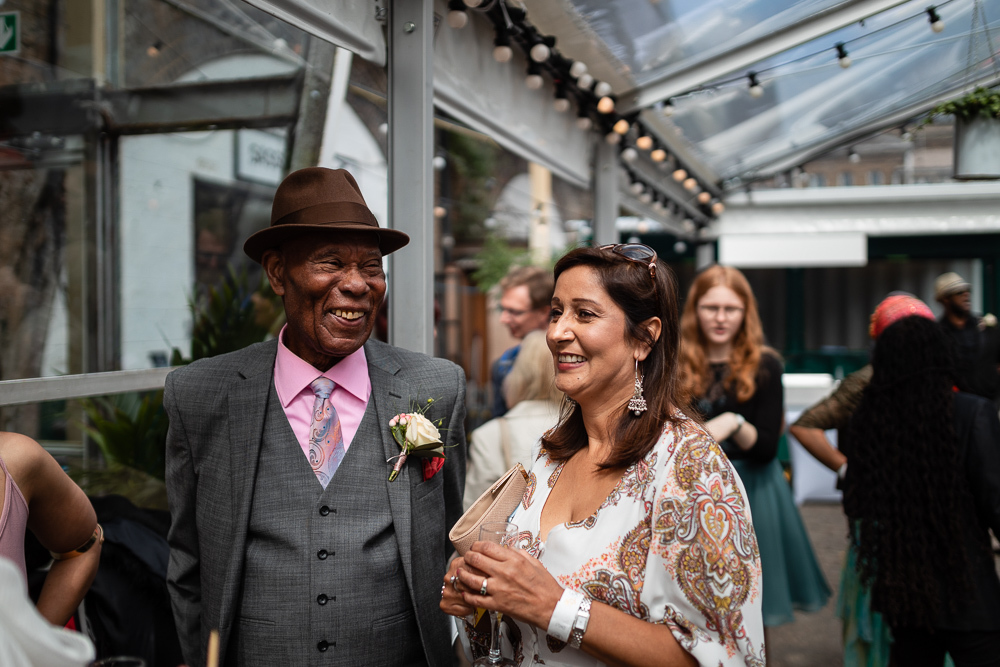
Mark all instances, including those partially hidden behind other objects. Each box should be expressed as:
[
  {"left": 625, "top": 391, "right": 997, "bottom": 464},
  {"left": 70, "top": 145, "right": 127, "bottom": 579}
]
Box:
[{"left": 768, "top": 503, "right": 847, "bottom": 667}]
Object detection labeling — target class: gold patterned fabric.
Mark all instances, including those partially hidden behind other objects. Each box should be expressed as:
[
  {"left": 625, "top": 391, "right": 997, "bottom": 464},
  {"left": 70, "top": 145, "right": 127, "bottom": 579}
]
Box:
[{"left": 470, "top": 416, "right": 765, "bottom": 666}]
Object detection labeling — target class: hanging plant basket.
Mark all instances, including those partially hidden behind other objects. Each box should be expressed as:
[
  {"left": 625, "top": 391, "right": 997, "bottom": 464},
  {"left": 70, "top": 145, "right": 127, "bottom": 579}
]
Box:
[
  {"left": 954, "top": 115, "right": 1000, "bottom": 180},
  {"left": 926, "top": 87, "right": 1000, "bottom": 181}
]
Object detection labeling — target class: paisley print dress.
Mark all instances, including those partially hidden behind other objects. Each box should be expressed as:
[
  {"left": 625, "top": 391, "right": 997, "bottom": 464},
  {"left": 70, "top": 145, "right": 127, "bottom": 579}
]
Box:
[{"left": 469, "top": 416, "right": 765, "bottom": 666}]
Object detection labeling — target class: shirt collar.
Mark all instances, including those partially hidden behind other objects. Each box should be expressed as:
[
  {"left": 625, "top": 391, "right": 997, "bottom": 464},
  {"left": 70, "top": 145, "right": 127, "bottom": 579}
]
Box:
[{"left": 274, "top": 325, "right": 370, "bottom": 408}]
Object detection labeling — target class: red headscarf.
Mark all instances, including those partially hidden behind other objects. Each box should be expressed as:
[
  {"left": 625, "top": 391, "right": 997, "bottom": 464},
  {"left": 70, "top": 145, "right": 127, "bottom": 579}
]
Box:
[{"left": 869, "top": 294, "right": 935, "bottom": 340}]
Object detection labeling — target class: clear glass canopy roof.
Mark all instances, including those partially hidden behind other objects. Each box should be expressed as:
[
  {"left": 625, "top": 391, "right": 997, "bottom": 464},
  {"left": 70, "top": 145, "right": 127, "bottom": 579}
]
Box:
[{"left": 564, "top": 0, "right": 1000, "bottom": 187}]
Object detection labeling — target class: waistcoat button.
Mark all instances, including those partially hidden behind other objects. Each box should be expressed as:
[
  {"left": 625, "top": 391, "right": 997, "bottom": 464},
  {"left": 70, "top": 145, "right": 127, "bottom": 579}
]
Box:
[
  {"left": 317, "top": 594, "right": 328, "bottom": 605},
  {"left": 317, "top": 549, "right": 328, "bottom": 560},
  {"left": 319, "top": 506, "right": 330, "bottom": 516},
  {"left": 317, "top": 640, "right": 329, "bottom": 652}
]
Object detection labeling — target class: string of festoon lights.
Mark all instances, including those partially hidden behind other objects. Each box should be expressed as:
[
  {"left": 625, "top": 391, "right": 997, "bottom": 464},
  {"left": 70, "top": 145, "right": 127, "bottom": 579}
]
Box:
[
  {"left": 665, "top": 2, "right": 953, "bottom": 103},
  {"left": 445, "top": 0, "right": 721, "bottom": 226}
]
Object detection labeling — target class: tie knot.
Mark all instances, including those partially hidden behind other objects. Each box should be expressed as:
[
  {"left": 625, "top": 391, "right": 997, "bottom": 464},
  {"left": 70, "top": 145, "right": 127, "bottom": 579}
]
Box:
[{"left": 310, "top": 377, "right": 334, "bottom": 400}]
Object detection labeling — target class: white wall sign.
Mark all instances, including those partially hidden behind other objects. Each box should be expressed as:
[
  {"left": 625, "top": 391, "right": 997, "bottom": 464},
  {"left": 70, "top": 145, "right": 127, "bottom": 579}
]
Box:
[
  {"left": 235, "top": 130, "right": 286, "bottom": 186},
  {"left": 719, "top": 232, "right": 867, "bottom": 268}
]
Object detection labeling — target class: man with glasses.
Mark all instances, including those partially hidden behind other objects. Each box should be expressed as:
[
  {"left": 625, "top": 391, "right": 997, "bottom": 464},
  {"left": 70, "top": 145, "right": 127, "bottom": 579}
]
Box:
[
  {"left": 935, "top": 271, "right": 1000, "bottom": 405},
  {"left": 490, "top": 266, "right": 554, "bottom": 417}
]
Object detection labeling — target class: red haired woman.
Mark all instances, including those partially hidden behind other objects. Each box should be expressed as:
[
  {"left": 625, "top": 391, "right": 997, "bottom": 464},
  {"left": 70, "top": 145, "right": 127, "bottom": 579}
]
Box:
[{"left": 679, "top": 265, "right": 830, "bottom": 632}]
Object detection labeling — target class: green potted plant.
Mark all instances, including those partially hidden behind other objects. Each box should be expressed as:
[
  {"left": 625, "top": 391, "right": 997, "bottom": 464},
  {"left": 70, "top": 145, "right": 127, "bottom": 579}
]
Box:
[{"left": 925, "top": 86, "right": 1000, "bottom": 180}]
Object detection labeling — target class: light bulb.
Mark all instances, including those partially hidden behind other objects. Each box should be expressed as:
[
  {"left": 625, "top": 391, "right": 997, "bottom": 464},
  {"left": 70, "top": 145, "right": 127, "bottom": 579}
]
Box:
[
  {"left": 446, "top": 9, "right": 468, "bottom": 29},
  {"left": 697, "top": 191, "right": 711, "bottom": 204},
  {"left": 621, "top": 147, "right": 638, "bottom": 163},
  {"left": 434, "top": 205, "right": 447, "bottom": 218},
  {"left": 712, "top": 201, "right": 725, "bottom": 215},
  {"left": 683, "top": 219, "right": 696, "bottom": 233},
  {"left": 613, "top": 118, "right": 630, "bottom": 134},
  {"left": 651, "top": 148, "right": 666, "bottom": 162},
  {"left": 927, "top": 7, "right": 945, "bottom": 33},
  {"left": 594, "top": 81, "right": 612, "bottom": 98},
  {"left": 636, "top": 135, "right": 653, "bottom": 151},
  {"left": 673, "top": 241, "right": 687, "bottom": 254},
  {"left": 553, "top": 97, "right": 570, "bottom": 113},
  {"left": 639, "top": 191, "right": 652, "bottom": 204},
  {"left": 569, "top": 61, "right": 588, "bottom": 78},
  {"left": 836, "top": 43, "right": 851, "bottom": 69},
  {"left": 839, "top": 55, "right": 852, "bottom": 68},
  {"left": 931, "top": 19, "right": 945, "bottom": 32},
  {"left": 596, "top": 96, "right": 615, "bottom": 114},
  {"left": 577, "top": 73, "right": 593, "bottom": 89},
  {"left": 672, "top": 169, "right": 687, "bottom": 182},
  {"left": 749, "top": 84, "right": 763, "bottom": 98},
  {"left": 462, "top": 0, "right": 481, "bottom": 7},
  {"left": 605, "top": 132, "right": 621, "bottom": 145},
  {"left": 683, "top": 177, "right": 697, "bottom": 191},
  {"left": 433, "top": 156, "right": 447, "bottom": 171},
  {"left": 662, "top": 101, "right": 674, "bottom": 117},
  {"left": 493, "top": 45, "right": 512, "bottom": 63},
  {"left": 526, "top": 74, "right": 543, "bottom": 90},
  {"left": 530, "top": 43, "right": 550, "bottom": 63},
  {"left": 848, "top": 150, "right": 860, "bottom": 164},
  {"left": 576, "top": 116, "right": 592, "bottom": 131},
  {"left": 630, "top": 181, "right": 644, "bottom": 195}
]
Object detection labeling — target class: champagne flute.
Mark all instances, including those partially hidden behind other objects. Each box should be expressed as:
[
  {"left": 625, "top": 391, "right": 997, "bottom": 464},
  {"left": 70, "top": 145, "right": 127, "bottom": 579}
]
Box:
[{"left": 472, "top": 521, "right": 518, "bottom": 666}]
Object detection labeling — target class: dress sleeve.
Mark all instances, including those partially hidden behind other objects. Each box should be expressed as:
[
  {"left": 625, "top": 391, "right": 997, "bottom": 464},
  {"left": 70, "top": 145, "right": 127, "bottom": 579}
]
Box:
[
  {"left": 739, "top": 353, "right": 784, "bottom": 464},
  {"left": 792, "top": 365, "right": 871, "bottom": 431},
  {"left": 644, "top": 422, "right": 765, "bottom": 666},
  {"left": 964, "top": 396, "right": 1000, "bottom": 538}
]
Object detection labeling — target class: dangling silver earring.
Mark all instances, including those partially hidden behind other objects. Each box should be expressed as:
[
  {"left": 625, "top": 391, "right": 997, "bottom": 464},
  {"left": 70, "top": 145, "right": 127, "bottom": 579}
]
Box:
[{"left": 628, "top": 359, "right": 647, "bottom": 416}]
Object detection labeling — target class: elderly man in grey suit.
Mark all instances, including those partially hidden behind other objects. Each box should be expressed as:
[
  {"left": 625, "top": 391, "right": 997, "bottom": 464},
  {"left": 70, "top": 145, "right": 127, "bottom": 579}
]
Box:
[{"left": 165, "top": 168, "right": 466, "bottom": 667}]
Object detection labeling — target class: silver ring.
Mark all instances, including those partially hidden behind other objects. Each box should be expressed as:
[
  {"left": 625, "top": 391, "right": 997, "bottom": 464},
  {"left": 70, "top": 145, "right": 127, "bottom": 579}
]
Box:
[
  {"left": 451, "top": 575, "right": 459, "bottom": 592},
  {"left": 441, "top": 583, "right": 446, "bottom": 597},
  {"left": 479, "top": 578, "right": 489, "bottom": 596}
]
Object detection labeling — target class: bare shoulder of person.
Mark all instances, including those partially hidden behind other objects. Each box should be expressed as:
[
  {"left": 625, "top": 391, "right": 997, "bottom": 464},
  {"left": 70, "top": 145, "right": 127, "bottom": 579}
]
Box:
[{"left": 0, "top": 431, "right": 60, "bottom": 502}]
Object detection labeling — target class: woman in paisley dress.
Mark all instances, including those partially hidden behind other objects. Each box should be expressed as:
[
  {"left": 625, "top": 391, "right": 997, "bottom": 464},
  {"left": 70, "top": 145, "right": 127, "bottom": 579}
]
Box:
[
  {"left": 441, "top": 246, "right": 765, "bottom": 666},
  {"left": 678, "top": 265, "right": 830, "bottom": 637}
]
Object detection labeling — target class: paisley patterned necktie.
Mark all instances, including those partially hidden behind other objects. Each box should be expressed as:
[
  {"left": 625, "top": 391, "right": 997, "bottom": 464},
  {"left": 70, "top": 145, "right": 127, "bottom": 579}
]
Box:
[{"left": 308, "top": 377, "right": 346, "bottom": 488}]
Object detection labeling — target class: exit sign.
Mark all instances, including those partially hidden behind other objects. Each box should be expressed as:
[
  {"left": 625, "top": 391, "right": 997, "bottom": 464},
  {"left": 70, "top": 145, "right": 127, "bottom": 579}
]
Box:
[{"left": 0, "top": 12, "right": 19, "bottom": 55}]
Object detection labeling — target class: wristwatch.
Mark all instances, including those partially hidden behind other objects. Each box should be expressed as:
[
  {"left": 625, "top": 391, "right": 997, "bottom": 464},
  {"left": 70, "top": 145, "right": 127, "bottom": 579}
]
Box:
[
  {"left": 568, "top": 597, "right": 592, "bottom": 649},
  {"left": 733, "top": 413, "right": 746, "bottom": 435},
  {"left": 50, "top": 524, "right": 104, "bottom": 561}
]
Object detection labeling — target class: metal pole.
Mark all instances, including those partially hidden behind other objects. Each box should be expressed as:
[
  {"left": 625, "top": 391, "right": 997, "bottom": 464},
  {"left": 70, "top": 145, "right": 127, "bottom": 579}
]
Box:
[
  {"left": 593, "top": 139, "right": 618, "bottom": 245},
  {"left": 387, "top": 0, "right": 434, "bottom": 355}
]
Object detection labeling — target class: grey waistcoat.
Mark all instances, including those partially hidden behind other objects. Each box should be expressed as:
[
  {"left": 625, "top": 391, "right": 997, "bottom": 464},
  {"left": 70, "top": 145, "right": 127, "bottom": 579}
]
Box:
[{"left": 231, "top": 385, "right": 426, "bottom": 666}]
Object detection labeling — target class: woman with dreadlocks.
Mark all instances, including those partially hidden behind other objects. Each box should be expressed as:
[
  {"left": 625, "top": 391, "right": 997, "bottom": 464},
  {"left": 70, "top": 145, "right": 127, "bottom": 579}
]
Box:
[{"left": 844, "top": 314, "right": 1000, "bottom": 666}]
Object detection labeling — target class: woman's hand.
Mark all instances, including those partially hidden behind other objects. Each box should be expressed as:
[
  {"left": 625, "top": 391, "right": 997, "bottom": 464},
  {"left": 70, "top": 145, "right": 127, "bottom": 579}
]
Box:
[
  {"left": 457, "top": 541, "right": 564, "bottom": 630},
  {"left": 706, "top": 412, "right": 758, "bottom": 452},
  {"left": 440, "top": 555, "right": 478, "bottom": 618}
]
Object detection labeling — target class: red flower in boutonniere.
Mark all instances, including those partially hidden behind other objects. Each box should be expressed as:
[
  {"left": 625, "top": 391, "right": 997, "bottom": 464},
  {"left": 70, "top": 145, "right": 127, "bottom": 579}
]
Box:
[{"left": 387, "top": 399, "right": 447, "bottom": 482}]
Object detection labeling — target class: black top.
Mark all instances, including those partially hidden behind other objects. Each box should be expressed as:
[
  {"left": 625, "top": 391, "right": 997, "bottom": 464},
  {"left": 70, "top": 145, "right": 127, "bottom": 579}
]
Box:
[
  {"left": 940, "top": 391, "right": 1000, "bottom": 631},
  {"left": 939, "top": 314, "right": 1000, "bottom": 403},
  {"left": 695, "top": 352, "right": 784, "bottom": 465}
]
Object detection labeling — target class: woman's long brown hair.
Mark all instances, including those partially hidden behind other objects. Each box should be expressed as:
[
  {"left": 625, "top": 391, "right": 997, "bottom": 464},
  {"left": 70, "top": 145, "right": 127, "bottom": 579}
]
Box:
[
  {"left": 678, "top": 265, "right": 766, "bottom": 403},
  {"left": 541, "top": 247, "right": 688, "bottom": 470}
]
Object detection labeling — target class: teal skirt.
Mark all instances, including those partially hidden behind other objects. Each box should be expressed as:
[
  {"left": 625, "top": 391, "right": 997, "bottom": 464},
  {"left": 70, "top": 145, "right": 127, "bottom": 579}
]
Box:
[{"left": 732, "top": 457, "right": 832, "bottom": 627}]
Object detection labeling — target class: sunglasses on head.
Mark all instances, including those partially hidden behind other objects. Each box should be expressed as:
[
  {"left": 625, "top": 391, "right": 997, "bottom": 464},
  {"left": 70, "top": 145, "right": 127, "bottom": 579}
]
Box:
[{"left": 598, "top": 243, "right": 658, "bottom": 287}]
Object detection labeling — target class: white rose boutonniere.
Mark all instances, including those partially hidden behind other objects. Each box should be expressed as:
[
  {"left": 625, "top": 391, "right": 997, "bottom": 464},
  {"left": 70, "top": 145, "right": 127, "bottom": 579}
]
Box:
[
  {"left": 387, "top": 398, "right": 446, "bottom": 482},
  {"left": 980, "top": 313, "right": 997, "bottom": 330}
]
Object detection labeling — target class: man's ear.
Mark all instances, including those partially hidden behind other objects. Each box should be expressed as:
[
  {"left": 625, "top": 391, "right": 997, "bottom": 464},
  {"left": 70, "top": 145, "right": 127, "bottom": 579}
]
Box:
[
  {"left": 261, "top": 249, "right": 286, "bottom": 297},
  {"left": 634, "top": 316, "right": 662, "bottom": 362}
]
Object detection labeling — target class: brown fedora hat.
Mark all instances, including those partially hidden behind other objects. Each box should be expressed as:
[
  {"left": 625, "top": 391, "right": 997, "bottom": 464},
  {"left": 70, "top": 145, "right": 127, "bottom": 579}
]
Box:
[{"left": 243, "top": 167, "right": 409, "bottom": 263}]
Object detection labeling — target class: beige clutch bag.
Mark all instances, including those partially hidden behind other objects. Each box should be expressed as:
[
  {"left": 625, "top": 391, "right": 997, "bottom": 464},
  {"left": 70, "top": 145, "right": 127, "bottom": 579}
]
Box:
[{"left": 449, "top": 463, "right": 529, "bottom": 556}]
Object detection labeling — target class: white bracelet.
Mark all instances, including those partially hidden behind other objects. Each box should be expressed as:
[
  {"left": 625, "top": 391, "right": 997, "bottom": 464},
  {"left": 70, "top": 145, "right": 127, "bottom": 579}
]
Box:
[{"left": 547, "top": 588, "right": 584, "bottom": 642}]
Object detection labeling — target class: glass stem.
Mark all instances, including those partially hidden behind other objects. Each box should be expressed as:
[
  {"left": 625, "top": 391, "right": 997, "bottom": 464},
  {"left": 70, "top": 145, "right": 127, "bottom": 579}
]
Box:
[{"left": 488, "top": 610, "right": 502, "bottom": 663}]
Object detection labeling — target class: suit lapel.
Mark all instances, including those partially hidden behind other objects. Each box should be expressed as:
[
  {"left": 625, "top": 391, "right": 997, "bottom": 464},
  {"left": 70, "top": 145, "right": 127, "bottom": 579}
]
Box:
[
  {"left": 366, "top": 341, "right": 416, "bottom": 592},
  {"left": 218, "top": 341, "right": 277, "bottom": 641}
]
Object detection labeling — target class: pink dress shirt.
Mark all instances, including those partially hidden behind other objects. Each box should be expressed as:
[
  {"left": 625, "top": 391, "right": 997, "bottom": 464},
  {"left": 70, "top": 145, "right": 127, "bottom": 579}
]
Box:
[{"left": 273, "top": 326, "right": 372, "bottom": 460}]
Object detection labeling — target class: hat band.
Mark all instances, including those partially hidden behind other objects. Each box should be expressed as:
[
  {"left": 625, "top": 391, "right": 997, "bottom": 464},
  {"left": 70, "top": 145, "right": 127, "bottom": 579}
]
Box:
[{"left": 272, "top": 201, "right": 378, "bottom": 229}]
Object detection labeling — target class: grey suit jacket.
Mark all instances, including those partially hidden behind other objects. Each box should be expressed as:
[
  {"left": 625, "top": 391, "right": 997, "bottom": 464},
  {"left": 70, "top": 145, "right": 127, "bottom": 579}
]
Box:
[{"left": 164, "top": 338, "right": 466, "bottom": 666}]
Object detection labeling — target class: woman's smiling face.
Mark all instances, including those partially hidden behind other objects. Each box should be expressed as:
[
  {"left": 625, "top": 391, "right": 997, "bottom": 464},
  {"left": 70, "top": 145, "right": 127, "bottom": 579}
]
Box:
[{"left": 546, "top": 265, "right": 638, "bottom": 410}]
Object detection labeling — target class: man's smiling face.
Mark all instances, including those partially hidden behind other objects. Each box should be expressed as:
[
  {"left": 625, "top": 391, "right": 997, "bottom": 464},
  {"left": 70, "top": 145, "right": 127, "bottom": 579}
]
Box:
[{"left": 263, "top": 231, "right": 386, "bottom": 370}]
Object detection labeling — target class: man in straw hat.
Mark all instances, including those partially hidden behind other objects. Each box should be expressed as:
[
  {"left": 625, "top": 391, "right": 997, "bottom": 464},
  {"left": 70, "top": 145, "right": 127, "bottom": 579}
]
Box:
[
  {"left": 935, "top": 271, "right": 1000, "bottom": 404},
  {"left": 165, "top": 168, "right": 467, "bottom": 666}
]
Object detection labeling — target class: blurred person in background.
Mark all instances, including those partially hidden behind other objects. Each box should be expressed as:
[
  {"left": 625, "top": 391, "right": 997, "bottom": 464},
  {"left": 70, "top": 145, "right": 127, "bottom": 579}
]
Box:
[
  {"left": 490, "top": 266, "right": 554, "bottom": 418},
  {"left": 679, "top": 265, "right": 830, "bottom": 639},
  {"left": 935, "top": 271, "right": 1000, "bottom": 405},
  {"left": 463, "top": 331, "right": 562, "bottom": 508},
  {"left": 844, "top": 314, "right": 1000, "bottom": 666},
  {"left": 0, "top": 431, "right": 102, "bottom": 626},
  {"left": 790, "top": 293, "right": 936, "bottom": 667}
]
